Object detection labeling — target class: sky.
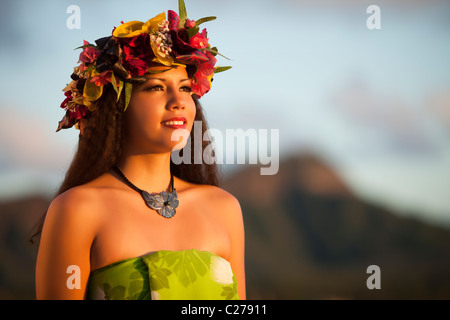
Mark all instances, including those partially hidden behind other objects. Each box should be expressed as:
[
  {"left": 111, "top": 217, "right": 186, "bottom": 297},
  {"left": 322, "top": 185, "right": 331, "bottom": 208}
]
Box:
[{"left": 0, "top": 0, "right": 449, "bottom": 227}]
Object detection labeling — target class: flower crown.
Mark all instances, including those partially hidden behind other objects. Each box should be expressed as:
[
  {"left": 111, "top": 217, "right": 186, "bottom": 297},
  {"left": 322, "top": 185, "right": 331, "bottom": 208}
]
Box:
[{"left": 57, "top": 0, "right": 230, "bottom": 132}]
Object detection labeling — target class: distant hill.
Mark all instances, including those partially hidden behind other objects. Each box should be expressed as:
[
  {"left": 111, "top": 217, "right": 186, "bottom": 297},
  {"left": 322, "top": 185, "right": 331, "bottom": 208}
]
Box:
[
  {"left": 0, "top": 152, "right": 449, "bottom": 299},
  {"left": 0, "top": 195, "right": 47, "bottom": 299},
  {"left": 221, "top": 152, "right": 450, "bottom": 299}
]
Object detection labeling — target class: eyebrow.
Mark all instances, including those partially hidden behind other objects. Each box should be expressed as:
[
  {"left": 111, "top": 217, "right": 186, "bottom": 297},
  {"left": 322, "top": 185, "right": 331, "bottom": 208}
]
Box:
[{"left": 147, "top": 78, "right": 190, "bottom": 83}]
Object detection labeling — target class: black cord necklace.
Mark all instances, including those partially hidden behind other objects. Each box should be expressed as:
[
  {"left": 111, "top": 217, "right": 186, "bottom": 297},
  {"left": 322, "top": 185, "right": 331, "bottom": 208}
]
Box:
[{"left": 113, "top": 165, "right": 179, "bottom": 218}]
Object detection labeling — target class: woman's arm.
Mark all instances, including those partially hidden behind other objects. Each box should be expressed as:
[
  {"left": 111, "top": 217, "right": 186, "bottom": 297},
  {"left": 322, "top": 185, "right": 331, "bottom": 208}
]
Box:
[
  {"left": 220, "top": 190, "right": 246, "bottom": 300},
  {"left": 35, "top": 189, "right": 99, "bottom": 299}
]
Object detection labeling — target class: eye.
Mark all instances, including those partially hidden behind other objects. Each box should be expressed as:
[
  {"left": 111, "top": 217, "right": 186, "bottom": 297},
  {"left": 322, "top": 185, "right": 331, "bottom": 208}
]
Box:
[
  {"left": 144, "top": 85, "right": 164, "bottom": 91},
  {"left": 180, "top": 86, "right": 192, "bottom": 93}
]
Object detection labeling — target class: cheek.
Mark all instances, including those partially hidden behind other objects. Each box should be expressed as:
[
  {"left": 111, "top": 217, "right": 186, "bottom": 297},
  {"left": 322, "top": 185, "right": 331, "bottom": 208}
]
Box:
[
  {"left": 125, "top": 98, "right": 161, "bottom": 136},
  {"left": 129, "top": 95, "right": 156, "bottom": 118}
]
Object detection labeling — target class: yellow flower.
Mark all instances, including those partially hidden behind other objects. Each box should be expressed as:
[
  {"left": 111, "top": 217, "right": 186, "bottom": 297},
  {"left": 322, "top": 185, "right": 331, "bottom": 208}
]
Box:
[
  {"left": 73, "top": 95, "right": 93, "bottom": 110},
  {"left": 82, "top": 70, "right": 102, "bottom": 110},
  {"left": 150, "top": 40, "right": 174, "bottom": 66},
  {"left": 62, "top": 80, "right": 93, "bottom": 109},
  {"left": 112, "top": 12, "right": 166, "bottom": 38}
]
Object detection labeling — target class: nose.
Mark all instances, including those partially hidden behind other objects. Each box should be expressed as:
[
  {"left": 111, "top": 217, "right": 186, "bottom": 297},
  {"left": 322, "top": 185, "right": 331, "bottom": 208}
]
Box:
[{"left": 166, "top": 91, "right": 186, "bottom": 111}]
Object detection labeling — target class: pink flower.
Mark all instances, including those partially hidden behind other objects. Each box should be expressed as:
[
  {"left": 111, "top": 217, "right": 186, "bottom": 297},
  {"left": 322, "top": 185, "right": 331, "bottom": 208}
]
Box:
[
  {"left": 186, "top": 19, "right": 196, "bottom": 28},
  {"left": 90, "top": 70, "right": 112, "bottom": 86},
  {"left": 78, "top": 40, "right": 100, "bottom": 65},
  {"left": 189, "top": 29, "right": 209, "bottom": 49}
]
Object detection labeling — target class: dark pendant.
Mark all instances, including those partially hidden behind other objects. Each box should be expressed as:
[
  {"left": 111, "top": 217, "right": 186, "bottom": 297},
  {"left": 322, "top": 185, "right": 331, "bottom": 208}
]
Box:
[
  {"left": 112, "top": 165, "right": 179, "bottom": 218},
  {"left": 141, "top": 189, "right": 179, "bottom": 218}
]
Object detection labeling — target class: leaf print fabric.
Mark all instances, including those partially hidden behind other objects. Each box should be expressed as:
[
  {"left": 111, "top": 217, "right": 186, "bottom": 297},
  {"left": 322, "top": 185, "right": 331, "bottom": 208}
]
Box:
[
  {"left": 86, "top": 249, "right": 239, "bottom": 300},
  {"left": 210, "top": 255, "right": 234, "bottom": 285}
]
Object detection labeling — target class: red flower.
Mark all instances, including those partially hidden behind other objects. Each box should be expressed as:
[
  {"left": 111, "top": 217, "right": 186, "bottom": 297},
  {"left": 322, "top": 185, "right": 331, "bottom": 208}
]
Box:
[
  {"left": 168, "top": 10, "right": 180, "bottom": 30},
  {"left": 199, "top": 51, "right": 217, "bottom": 75},
  {"left": 170, "top": 28, "right": 196, "bottom": 55},
  {"left": 186, "top": 19, "right": 196, "bottom": 28},
  {"left": 69, "top": 104, "right": 89, "bottom": 121},
  {"left": 57, "top": 101, "right": 89, "bottom": 131},
  {"left": 191, "top": 51, "right": 216, "bottom": 97},
  {"left": 176, "top": 50, "right": 209, "bottom": 65},
  {"left": 168, "top": 10, "right": 197, "bottom": 55},
  {"left": 191, "top": 74, "right": 211, "bottom": 97},
  {"left": 90, "top": 70, "right": 112, "bottom": 86},
  {"left": 60, "top": 91, "right": 73, "bottom": 109},
  {"left": 59, "top": 88, "right": 89, "bottom": 124},
  {"left": 120, "top": 33, "right": 155, "bottom": 76},
  {"left": 78, "top": 40, "right": 100, "bottom": 65},
  {"left": 189, "top": 29, "right": 209, "bottom": 49}
]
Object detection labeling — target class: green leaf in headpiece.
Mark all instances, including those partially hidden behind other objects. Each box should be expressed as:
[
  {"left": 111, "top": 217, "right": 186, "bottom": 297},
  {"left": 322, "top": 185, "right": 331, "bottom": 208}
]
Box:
[
  {"left": 187, "top": 26, "right": 200, "bottom": 38},
  {"left": 110, "top": 73, "right": 119, "bottom": 96},
  {"left": 74, "top": 43, "right": 98, "bottom": 51},
  {"left": 110, "top": 73, "right": 124, "bottom": 102},
  {"left": 214, "top": 66, "right": 232, "bottom": 73},
  {"left": 201, "top": 47, "right": 231, "bottom": 61},
  {"left": 124, "top": 81, "right": 133, "bottom": 112},
  {"left": 117, "top": 80, "right": 124, "bottom": 102},
  {"left": 195, "top": 16, "right": 216, "bottom": 26},
  {"left": 80, "top": 65, "right": 96, "bottom": 75},
  {"left": 178, "top": 0, "right": 187, "bottom": 28}
]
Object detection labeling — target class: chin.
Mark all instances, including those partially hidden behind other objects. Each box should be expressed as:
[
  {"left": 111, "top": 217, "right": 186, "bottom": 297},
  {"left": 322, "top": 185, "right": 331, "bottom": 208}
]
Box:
[
  {"left": 167, "top": 128, "right": 191, "bottom": 152},
  {"left": 170, "top": 140, "right": 189, "bottom": 152}
]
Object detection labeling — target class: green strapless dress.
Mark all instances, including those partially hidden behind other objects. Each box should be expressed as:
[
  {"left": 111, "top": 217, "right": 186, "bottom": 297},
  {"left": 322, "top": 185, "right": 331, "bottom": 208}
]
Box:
[{"left": 86, "top": 249, "right": 239, "bottom": 300}]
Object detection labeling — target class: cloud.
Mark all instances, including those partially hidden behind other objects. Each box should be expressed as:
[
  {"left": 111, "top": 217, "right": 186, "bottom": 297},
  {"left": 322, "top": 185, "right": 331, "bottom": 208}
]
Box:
[{"left": 330, "top": 80, "right": 438, "bottom": 155}]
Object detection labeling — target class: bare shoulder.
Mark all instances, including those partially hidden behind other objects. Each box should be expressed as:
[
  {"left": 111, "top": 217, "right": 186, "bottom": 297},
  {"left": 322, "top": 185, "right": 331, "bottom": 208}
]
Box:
[
  {"left": 48, "top": 171, "right": 121, "bottom": 219},
  {"left": 45, "top": 182, "right": 111, "bottom": 235},
  {"left": 184, "top": 181, "right": 243, "bottom": 220},
  {"left": 50, "top": 185, "right": 100, "bottom": 215},
  {"left": 37, "top": 184, "right": 106, "bottom": 299},
  {"left": 212, "top": 186, "right": 243, "bottom": 229},
  {"left": 51, "top": 185, "right": 99, "bottom": 208},
  {"left": 205, "top": 185, "right": 241, "bottom": 211}
]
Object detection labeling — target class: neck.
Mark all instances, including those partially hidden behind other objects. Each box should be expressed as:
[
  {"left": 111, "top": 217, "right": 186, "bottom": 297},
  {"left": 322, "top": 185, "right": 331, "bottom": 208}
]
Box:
[{"left": 116, "top": 152, "right": 172, "bottom": 193}]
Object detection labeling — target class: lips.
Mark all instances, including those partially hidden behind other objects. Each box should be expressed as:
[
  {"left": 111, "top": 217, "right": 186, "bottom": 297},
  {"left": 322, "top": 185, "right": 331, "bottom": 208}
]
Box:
[{"left": 161, "top": 117, "right": 187, "bottom": 129}]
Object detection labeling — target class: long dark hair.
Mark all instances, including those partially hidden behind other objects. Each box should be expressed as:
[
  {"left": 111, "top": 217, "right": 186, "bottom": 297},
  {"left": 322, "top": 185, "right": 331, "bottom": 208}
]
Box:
[{"left": 30, "top": 83, "right": 221, "bottom": 242}]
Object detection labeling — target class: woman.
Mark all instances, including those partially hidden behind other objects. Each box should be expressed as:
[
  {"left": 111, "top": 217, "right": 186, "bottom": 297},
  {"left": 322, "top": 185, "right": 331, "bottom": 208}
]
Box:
[{"left": 34, "top": 2, "right": 245, "bottom": 300}]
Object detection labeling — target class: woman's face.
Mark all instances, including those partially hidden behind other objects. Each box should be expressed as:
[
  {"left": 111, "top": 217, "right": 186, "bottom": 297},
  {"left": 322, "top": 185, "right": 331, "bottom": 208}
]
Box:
[{"left": 124, "top": 65, "right": 196, "bottom": 154}]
